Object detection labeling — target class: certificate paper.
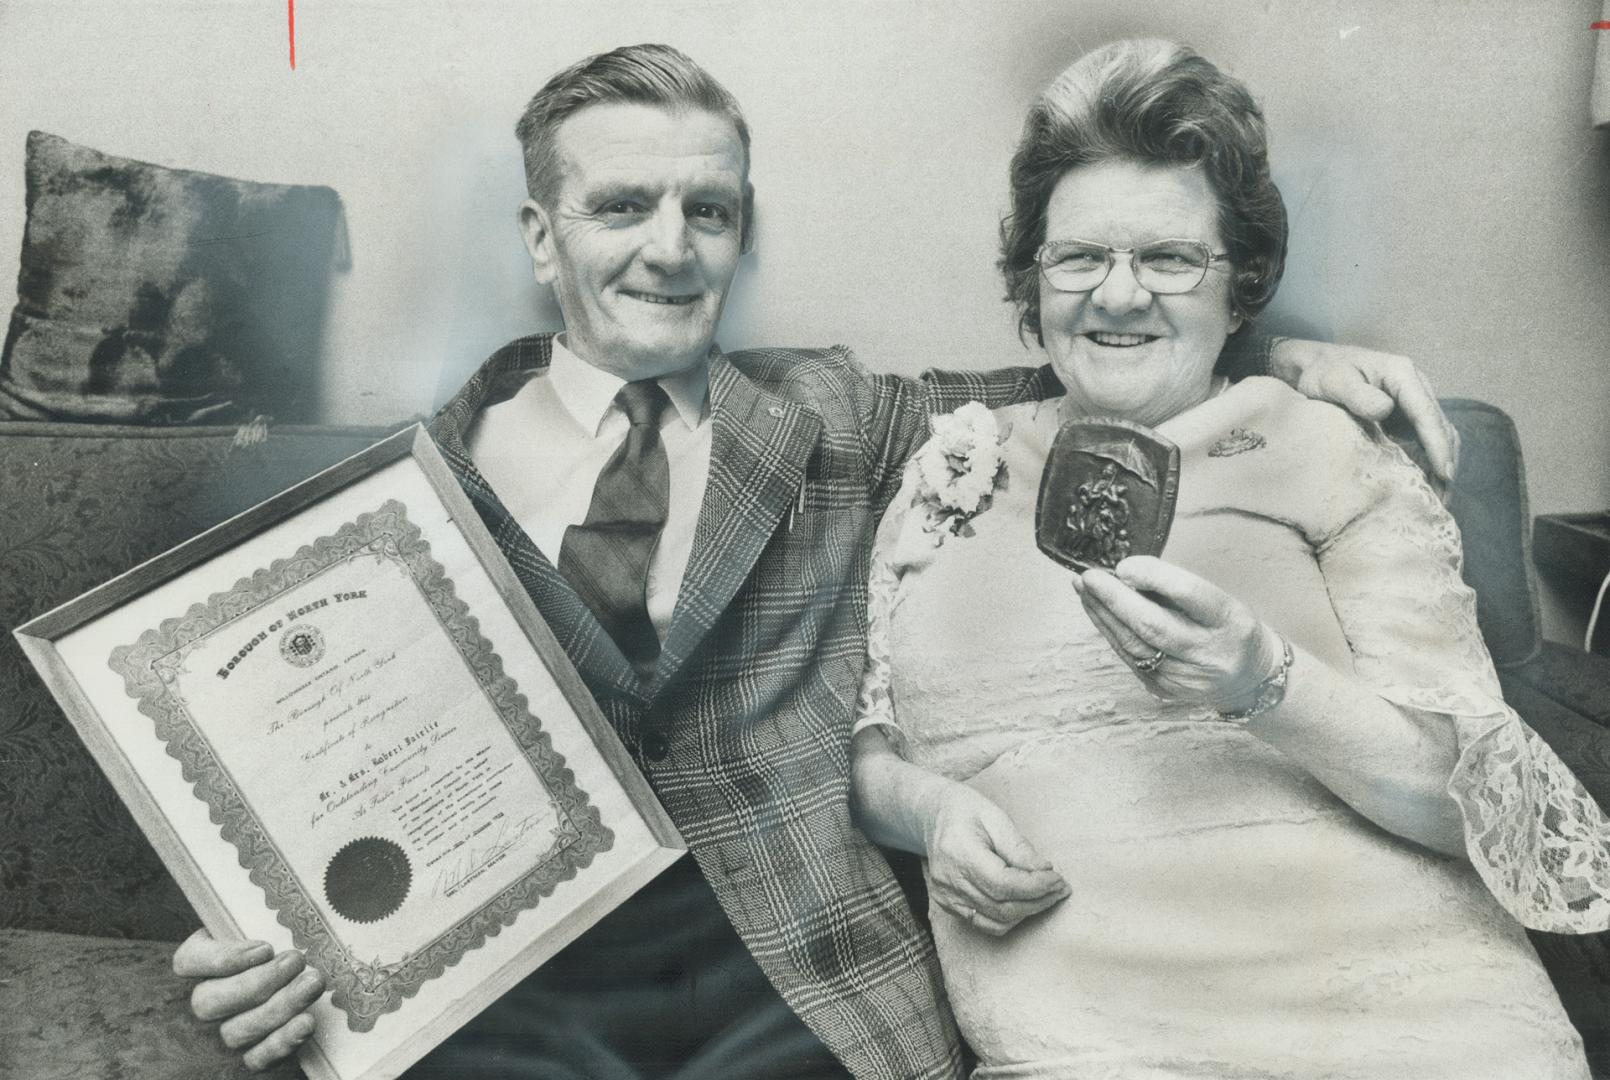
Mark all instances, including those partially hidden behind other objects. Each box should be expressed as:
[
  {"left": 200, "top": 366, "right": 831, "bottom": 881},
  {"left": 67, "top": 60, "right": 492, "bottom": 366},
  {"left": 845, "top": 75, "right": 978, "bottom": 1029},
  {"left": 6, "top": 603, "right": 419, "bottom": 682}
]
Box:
[{"left": 17, "top": 427, "right": 683, "bottom": 1080}]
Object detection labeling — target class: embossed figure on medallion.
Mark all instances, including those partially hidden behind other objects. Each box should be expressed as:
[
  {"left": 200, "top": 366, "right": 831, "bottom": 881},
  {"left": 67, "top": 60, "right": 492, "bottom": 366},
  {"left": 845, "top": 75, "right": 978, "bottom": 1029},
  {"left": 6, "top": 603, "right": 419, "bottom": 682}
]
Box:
[
  {"left": 1065, "top": 463, "right": 1133, "bottom": 569},
  {"left": 1036, "top": 419, "right": 1180, "bottom": 573}
]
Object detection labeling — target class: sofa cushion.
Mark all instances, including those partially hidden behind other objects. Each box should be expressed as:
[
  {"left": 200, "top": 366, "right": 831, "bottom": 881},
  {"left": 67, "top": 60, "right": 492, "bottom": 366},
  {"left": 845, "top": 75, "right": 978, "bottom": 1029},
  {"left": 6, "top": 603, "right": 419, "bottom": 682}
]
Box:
[
  {"left": 0, "top": 131, "right": 343, "bottom": 424},
  {"left": 0, "top": 928, "right": 300, "bottom": 1079},
  {"left": 1436, "top": 399, "right": 1543, "bottom": 669},
  {"left": 0, "top": 421, "right": 395, "bottom": 940}
]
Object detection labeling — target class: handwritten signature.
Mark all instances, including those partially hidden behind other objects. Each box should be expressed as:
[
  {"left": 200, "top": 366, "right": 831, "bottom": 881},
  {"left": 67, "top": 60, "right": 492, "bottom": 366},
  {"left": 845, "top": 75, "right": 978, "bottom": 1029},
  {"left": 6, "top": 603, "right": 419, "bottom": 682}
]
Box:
[{"left": 433, "top": 813, "right": 548, "bottom": 899}]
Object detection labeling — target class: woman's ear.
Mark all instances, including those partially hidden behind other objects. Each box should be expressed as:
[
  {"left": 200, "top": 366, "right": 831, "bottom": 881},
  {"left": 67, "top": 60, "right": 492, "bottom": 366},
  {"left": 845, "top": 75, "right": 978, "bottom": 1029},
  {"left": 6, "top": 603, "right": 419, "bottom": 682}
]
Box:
[{"left": 518, "top": 198, "right": 558, "bottom": 286}]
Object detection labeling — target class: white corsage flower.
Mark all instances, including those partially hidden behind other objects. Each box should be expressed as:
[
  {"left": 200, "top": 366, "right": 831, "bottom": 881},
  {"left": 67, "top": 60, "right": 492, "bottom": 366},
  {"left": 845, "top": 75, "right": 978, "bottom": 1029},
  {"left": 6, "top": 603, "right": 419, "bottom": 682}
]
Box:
[{"left": 909, "top": 401, "right": 1010, "bottom": 544}]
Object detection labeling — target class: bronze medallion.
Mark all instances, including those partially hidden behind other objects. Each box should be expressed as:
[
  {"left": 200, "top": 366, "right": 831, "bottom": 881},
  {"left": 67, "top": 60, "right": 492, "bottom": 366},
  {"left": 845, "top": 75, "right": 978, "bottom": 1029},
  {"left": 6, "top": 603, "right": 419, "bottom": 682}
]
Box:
[{"left": 1035, "top": 418, "right": 1180, "bottom": 573}]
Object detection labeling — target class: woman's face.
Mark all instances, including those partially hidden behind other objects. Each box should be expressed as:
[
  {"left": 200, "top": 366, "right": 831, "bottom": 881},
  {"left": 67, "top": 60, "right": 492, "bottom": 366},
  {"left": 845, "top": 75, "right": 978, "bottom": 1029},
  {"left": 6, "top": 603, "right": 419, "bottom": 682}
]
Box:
[{"left": 1040, "top": 159, "right": 1243, "bottom": 426}]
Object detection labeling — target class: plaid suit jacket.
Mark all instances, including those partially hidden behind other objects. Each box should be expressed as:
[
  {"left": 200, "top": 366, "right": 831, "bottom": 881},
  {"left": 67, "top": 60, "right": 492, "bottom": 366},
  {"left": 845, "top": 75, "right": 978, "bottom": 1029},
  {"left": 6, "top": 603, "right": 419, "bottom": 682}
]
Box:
[{"left": 430, "top": 334, "right": 1058, "bottom": 1079}]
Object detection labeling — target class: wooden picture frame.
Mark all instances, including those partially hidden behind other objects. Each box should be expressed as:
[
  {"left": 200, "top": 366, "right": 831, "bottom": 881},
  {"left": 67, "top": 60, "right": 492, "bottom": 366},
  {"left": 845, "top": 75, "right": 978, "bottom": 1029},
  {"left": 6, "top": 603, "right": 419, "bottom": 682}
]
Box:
[{"left": 14, "top": 424, "right": 684, "bottom": 1080}]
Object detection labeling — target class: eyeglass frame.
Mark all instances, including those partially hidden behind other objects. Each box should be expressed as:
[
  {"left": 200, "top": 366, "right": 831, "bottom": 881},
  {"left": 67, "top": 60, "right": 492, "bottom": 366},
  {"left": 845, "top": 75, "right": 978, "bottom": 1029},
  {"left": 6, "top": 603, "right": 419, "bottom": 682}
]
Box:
[{"left": 1035, "top": 238, "right": 1232, "bottom": 295}]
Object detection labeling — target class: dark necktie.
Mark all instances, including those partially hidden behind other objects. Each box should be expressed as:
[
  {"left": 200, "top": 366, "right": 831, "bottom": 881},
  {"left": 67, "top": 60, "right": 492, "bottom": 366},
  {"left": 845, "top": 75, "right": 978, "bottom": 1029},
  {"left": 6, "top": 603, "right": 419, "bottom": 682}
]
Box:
[{"left": 558, "top": 380, "right": 672, "bottom": 667}]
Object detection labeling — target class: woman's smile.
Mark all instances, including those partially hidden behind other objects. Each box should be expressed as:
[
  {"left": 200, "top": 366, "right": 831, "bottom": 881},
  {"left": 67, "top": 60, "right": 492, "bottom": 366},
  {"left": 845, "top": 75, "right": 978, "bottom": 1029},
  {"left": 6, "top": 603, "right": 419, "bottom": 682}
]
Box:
[{"left": 1083, "top": 331, "right": 1162, "bottom": 349}]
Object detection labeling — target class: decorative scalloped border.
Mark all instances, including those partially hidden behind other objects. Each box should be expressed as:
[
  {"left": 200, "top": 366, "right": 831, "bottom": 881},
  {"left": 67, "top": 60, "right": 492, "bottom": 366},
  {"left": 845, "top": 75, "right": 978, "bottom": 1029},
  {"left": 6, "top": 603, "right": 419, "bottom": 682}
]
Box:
[{"left": 107, "top": 498, "right": 614, "bottom": 1031}]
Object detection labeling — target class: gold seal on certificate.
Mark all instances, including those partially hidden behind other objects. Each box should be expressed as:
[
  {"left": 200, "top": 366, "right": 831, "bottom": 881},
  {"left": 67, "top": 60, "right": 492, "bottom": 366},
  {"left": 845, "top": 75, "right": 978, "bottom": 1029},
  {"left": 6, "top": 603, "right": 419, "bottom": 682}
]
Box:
[{"left": 17, "top": 427, "right": 683, "bottom": 1080}]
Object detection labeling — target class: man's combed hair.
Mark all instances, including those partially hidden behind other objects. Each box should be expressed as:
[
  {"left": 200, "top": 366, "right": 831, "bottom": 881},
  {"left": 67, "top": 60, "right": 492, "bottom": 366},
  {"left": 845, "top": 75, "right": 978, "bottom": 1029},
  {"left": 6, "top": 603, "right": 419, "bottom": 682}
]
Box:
[
  {"left": 515, "top": 43, "right": 754, "bottom": 247},
  {"left": 999, "top": 39, "right": 1288, "bottom": 344}
]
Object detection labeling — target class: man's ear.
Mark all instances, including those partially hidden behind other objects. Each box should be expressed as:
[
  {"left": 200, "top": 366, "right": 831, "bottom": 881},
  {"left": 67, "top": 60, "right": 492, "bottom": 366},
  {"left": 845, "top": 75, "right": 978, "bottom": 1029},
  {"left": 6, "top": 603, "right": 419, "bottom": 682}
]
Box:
[
  {"left": 740, "top": 182, "right": 757, "bottom": 255},
  {"left": 518, "top": 198, "right": 558, "bottom": 285}
]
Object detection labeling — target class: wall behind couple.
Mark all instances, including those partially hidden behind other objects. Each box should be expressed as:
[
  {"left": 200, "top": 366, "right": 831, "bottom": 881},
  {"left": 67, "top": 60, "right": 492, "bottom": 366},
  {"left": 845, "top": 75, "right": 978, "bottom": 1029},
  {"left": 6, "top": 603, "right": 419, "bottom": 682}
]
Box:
[{"left": 2, "top": 0, "right": 1607, "bottom": 640}]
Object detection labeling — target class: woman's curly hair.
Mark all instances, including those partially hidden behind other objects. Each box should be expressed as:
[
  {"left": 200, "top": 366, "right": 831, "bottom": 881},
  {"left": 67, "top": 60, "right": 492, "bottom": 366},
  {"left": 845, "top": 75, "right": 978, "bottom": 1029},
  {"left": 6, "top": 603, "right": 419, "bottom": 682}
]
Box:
[{"left": 999, "top": 39, "right": 1288, "bottom": 344}]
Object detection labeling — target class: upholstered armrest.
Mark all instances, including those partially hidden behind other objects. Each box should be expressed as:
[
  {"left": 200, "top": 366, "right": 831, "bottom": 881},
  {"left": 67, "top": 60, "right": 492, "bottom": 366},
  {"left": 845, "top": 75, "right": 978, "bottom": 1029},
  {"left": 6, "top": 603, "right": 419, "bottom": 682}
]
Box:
[
  {"left": 0, "top": 928, "right": 300, "bottom": 1080},
  {"left": 1505, "top": 641, "right": 1610, "bottom": 731},
  {"left": 1496, "top": 643, "right": 1610, "bottom": 1076},
  {"left": 1525, "top": 925, "right": 1610, "bottom": 1080},
  {"left": 1499, "top": 643, "right": 1610, "bottom": 806}
]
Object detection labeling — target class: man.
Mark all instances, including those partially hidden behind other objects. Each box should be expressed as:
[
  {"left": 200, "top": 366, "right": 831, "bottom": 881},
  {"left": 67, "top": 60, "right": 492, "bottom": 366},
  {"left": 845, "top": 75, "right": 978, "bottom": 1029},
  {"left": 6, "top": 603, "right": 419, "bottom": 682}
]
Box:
[{"left": 174, "top": 43, "right": 1456, "bottom": 1079}]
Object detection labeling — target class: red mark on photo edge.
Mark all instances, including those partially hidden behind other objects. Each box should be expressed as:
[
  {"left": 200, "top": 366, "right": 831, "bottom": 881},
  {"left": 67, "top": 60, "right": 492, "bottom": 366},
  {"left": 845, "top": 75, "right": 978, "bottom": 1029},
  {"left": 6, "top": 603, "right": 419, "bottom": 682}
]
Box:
[
  {"left": 1595, "top": 20, "right": 1610, "bottom": 29},
  {"left": 288, "top": 0, "right": 297, "bottom": 69}
]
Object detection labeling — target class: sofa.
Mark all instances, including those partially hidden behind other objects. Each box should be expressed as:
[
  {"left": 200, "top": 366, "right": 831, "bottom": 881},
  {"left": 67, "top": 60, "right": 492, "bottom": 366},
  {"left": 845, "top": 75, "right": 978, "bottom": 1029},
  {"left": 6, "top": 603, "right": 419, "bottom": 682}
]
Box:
[
  {"left": 2, "top": 401, "right": 1609, "bottom": 1078},
  {"left": 0, "top": 420, "right": 396, "bottom": 1079}
]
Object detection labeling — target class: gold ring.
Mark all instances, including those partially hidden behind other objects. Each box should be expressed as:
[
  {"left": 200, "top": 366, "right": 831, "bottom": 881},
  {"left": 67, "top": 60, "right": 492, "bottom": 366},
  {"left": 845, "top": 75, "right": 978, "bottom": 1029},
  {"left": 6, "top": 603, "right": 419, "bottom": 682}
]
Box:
[{"left": 1134, "top": 649, "right": 1166, "bottom": 672}]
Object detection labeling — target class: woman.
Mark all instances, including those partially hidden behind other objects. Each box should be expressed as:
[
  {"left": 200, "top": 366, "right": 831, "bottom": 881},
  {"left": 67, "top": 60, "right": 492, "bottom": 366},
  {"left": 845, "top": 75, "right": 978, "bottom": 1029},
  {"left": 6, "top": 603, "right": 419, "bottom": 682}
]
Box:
[{"left": 851, "top": 39, "right": 1610, "bottom": 1079}]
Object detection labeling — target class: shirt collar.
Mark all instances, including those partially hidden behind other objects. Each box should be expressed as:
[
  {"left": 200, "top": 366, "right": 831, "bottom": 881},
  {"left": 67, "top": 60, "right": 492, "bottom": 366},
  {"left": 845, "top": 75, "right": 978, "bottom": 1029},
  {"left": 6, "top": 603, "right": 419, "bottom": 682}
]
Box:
[{"left": 549, "top": 335, "right": 712, "bottom": 436}]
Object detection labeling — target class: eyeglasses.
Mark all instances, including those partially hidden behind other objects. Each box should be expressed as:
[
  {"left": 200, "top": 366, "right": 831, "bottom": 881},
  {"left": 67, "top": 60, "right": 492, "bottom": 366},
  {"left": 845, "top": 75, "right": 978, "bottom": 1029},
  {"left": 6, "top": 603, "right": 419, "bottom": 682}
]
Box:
[{"left": 1036, "top": 238, "right": 1230, "bottom": 294}]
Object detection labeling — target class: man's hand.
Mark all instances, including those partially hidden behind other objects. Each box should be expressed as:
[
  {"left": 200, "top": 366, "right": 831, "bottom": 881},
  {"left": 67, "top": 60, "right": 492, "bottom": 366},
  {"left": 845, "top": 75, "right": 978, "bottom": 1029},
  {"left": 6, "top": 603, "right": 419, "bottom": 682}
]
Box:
[
  {"left": 921, "top": 783, "right": 1070, "bottom": 937},
  {"left": 1268, "top": 339, "right": 1458, "bottom": 483},
  {"left": 173, "top": 929, "right": 324, "bottom": 1072}
]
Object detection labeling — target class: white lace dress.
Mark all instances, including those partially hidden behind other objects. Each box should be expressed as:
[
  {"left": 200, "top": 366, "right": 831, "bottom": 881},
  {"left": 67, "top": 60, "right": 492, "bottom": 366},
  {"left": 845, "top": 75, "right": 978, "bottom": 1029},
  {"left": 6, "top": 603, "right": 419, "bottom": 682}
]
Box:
[{"left": 856, "top": 378, "right": 1610, "bottom": 1080}]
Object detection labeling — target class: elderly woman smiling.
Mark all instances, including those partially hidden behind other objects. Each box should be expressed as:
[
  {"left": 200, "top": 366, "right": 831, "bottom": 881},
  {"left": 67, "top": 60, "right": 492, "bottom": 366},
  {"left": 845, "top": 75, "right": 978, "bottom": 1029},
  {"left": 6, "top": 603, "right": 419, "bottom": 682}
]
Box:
[{"left": 851, "top": 39, "right": 1610, "bottom": 1080}]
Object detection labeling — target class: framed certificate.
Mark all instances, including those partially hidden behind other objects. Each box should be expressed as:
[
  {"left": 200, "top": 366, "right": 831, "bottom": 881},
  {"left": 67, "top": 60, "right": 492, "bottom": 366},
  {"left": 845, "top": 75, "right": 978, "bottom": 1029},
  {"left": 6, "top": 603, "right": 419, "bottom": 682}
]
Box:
[{"left": 14, "top": 425, "right": 685, "bottom": 1080}]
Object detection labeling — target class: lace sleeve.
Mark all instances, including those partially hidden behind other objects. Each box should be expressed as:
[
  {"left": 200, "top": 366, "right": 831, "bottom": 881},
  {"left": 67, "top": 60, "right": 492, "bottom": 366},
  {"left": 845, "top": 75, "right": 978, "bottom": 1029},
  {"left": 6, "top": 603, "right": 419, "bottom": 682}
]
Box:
[
  {"left": 853, "top": 462, "right": 932, "bottom": 753},
  {"left": 1317, "top": 420, "right": 1610, "bottom": 933}
]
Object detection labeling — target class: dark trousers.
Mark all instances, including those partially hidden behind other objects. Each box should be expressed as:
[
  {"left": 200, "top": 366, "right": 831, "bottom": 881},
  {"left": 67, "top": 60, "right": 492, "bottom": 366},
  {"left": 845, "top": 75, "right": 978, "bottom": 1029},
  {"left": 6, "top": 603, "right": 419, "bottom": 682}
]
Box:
[{"left": 406, "top": 857, "right": 851, "bottom": 1080}]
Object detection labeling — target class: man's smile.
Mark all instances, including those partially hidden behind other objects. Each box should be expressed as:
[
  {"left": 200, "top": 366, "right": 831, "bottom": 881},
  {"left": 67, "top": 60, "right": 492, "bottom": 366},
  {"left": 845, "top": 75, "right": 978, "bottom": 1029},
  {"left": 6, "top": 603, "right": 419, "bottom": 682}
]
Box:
[{"left": 622, "top": 288, "right": 699, "bottom": 306}]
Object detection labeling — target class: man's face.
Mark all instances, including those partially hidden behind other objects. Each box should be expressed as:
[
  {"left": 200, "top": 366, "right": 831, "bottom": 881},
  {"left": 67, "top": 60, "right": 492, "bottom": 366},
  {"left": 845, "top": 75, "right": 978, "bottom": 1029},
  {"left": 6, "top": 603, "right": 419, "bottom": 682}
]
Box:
[{"left": 520, "top": 103, "right": 748, "bottom": 381}]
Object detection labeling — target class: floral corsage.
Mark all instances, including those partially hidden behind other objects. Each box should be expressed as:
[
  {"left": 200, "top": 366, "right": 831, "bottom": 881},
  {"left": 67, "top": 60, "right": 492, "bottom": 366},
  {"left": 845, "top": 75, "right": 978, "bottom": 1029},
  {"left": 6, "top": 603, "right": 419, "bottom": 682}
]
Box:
[{"left": 910, "top": 401, "right": 1009, "bottom": 543}]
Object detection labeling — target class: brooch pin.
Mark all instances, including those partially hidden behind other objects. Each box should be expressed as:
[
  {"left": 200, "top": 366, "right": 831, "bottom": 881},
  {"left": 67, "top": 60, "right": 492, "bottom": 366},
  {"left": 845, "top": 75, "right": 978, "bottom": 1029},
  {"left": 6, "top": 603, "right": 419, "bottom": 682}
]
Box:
[{"left": 1208, "top": 428, "right": 1266, "bottom": 458}]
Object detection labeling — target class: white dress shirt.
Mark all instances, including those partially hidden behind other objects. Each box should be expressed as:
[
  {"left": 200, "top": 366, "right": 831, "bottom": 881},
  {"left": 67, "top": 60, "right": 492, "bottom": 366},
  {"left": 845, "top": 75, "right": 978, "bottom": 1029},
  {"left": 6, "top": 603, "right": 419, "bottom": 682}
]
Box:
[{"left": 464, "top": 338, "right": 713, "bottom": 644}]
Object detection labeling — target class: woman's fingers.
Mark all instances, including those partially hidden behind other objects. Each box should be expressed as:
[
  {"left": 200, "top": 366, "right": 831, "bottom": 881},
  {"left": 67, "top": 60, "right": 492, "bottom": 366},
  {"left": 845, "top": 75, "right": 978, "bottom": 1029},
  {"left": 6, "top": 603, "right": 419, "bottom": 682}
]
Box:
[
  {"left": 935, "top": 882, "right": 1066, "bottom": 935},
  {"left": 1076, "top": 561, "right": 1277, "bottom": 709},
  {"left": 1111, "top": 557, "right": 1235, "bottom": 630},
  {"left": 935, "top": 823, "right": 1066, "bottom": 906},
  {"left": 939, "top": 901, "right": 1016, "bottom": 937},
  {"left": 968, "top": 860, "right": 1069, "bottom": 905},
  {"left": 1079, "top": 585, "right": 1155, "bottom": 663},
  {"left": 1079, "top": 567, "right": 1185, "bottom": 648},
  {"left": 928, "top": 796, "right": 1071, "bottom": 935}
]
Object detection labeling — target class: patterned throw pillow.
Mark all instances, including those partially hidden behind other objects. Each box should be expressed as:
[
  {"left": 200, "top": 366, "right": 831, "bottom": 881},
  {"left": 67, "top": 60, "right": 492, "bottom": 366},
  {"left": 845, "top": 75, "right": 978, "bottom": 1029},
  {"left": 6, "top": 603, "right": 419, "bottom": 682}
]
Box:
[{"left": 0, "top": 131, "right": 343, "bottom": 423}]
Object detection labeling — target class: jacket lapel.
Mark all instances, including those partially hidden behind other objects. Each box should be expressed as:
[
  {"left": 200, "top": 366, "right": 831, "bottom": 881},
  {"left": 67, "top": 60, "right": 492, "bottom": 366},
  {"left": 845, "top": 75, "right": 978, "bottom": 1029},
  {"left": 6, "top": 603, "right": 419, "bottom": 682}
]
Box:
[
  {"left": 429, "top": 336, "right": 648, "bottom": 705},
  {"left": 657, "top": 355, "right": 823, "bottom": 684}
]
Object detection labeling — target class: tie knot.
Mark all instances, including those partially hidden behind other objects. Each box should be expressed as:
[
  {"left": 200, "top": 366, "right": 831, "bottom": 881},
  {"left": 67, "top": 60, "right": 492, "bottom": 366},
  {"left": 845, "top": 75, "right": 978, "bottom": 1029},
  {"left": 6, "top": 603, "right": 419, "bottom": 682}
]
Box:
[{"left": 616, "top": 380, "right": 672, "bottom": 428}]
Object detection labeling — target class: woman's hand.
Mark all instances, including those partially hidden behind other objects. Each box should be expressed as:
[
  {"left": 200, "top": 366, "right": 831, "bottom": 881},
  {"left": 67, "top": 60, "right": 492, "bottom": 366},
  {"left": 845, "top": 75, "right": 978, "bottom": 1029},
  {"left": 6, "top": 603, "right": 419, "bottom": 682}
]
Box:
[
  {"left": 851, "top": 727, "right": 1069, "bottom": 934},
  {"left": 1074, "top": 555, "right": 1280, "bottom": 712},
  {"left": 922, "top": 783, "right": 1071, "bottom": 936}
]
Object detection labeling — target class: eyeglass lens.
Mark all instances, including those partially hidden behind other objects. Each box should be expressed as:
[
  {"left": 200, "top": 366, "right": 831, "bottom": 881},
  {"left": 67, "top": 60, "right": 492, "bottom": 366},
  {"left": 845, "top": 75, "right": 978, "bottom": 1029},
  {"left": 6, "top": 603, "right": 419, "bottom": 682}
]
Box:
[{"left": 1041, "top": 240, "right": 1211, "bottom": 293}]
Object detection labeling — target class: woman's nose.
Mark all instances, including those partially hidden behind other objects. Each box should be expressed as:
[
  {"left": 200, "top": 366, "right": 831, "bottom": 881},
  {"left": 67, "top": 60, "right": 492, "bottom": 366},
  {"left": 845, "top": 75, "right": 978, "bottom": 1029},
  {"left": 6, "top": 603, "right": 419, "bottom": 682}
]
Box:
[{"left": 1090, "top": 257, "right": 1153, "bottom": 314}]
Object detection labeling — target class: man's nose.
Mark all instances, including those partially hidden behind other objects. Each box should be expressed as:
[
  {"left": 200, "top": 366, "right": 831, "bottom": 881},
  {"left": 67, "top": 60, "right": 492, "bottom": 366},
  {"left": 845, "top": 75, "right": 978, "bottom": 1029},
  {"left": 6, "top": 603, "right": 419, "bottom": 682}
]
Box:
[
  {"left": 1090, "top": 257, "right": 1153, "bottom": 315},
  {"left": 639, "top": 208, "right": 694, "bottom": 272}
]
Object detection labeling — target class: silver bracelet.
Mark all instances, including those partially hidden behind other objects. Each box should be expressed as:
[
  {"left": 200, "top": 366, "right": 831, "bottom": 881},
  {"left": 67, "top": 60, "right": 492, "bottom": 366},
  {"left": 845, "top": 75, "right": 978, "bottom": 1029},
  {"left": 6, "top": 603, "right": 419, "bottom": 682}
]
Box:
[{"left": 1216, "top": 634, "right": 1294, "bottom": 722}]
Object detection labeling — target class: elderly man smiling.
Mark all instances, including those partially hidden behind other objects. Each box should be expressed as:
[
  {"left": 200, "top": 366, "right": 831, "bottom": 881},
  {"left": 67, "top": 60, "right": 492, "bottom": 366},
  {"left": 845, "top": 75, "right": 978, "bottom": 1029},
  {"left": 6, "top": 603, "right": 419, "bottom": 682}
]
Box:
[{"left": 172, "top": 43, "right": 1455, "bottom": 1080}]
